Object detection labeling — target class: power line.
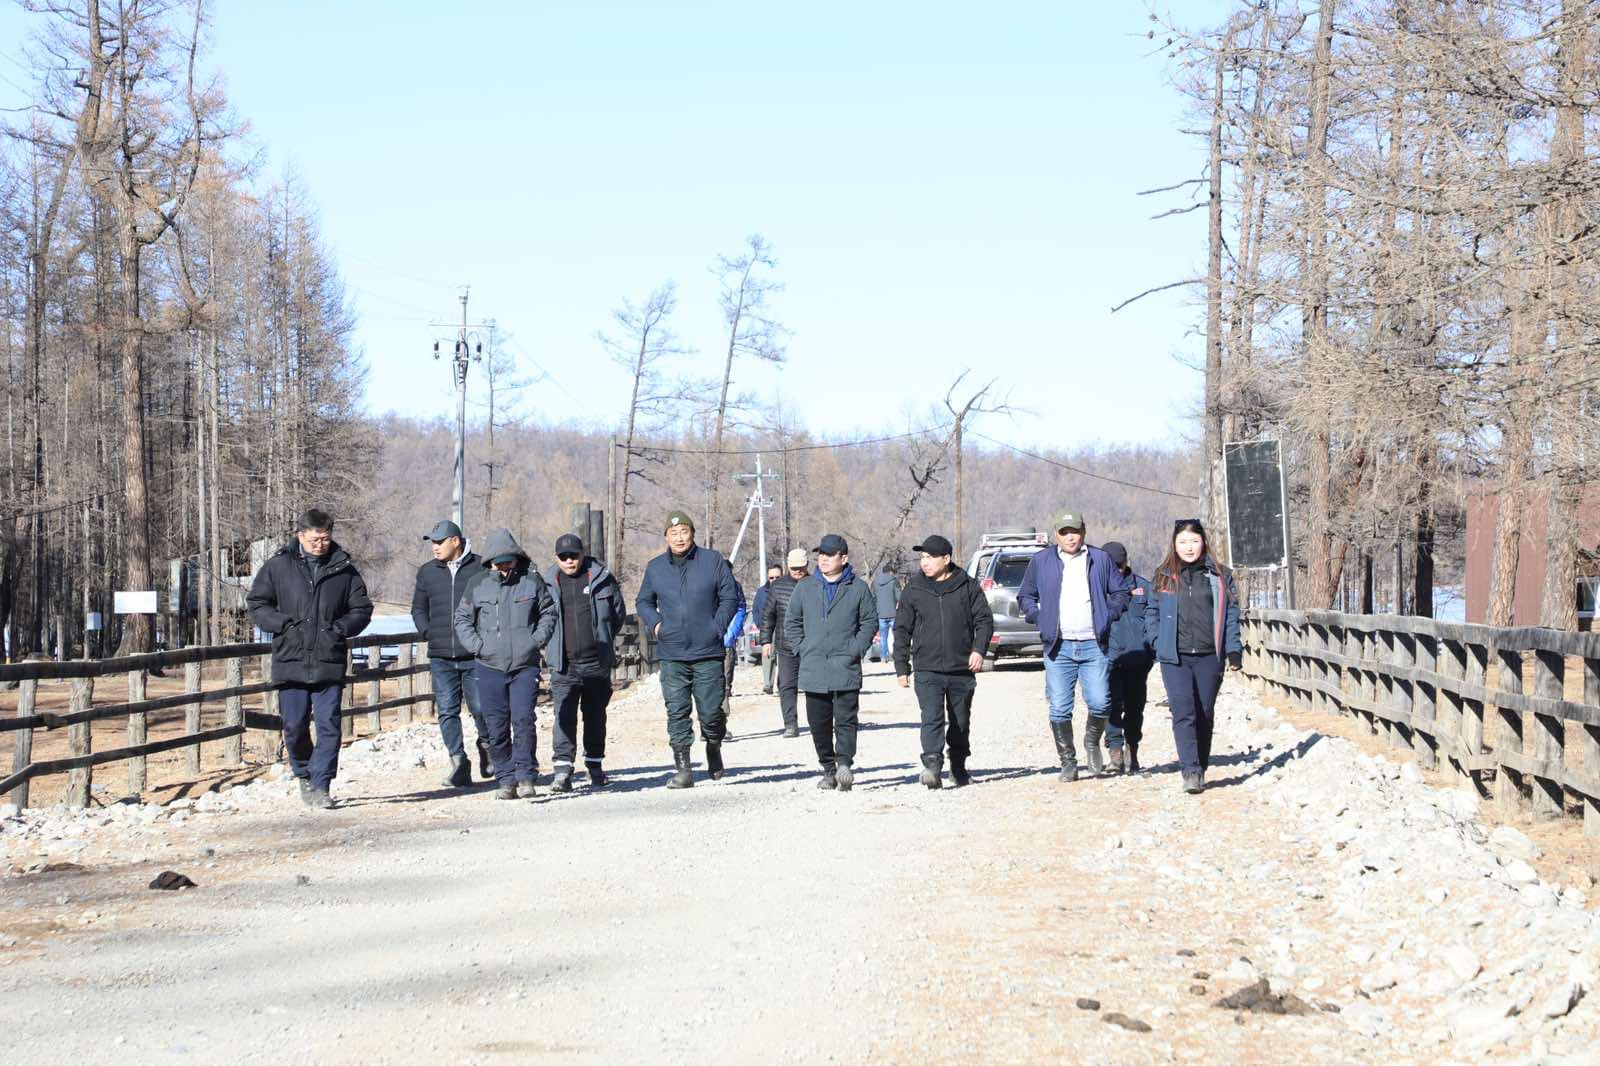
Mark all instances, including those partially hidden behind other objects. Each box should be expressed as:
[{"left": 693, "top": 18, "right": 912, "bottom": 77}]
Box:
[
  {"left": 620, "top": 429, "right": 937, "bottom": 457},
  {"left": 969, "top": 432, "right": 1196, "bottom": 500}
]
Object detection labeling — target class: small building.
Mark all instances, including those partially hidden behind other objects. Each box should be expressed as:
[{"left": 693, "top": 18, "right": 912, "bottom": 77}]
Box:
[{"left": 1464, "top": 485, "right": 1600, "bottom": 627}]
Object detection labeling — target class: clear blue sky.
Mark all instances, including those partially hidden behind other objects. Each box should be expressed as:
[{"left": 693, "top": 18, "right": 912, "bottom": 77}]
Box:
[{"left": 3, "top": 1, "right": 1234, "bottom": 448}]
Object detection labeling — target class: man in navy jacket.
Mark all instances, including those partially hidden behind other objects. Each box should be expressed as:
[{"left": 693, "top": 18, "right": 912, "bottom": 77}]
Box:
[
  {"left": 1017, "top": 510, "right": 1133, "bottom": 782},
  {"left": 636, "top": 509, "right": 739, "bottom": 788}
]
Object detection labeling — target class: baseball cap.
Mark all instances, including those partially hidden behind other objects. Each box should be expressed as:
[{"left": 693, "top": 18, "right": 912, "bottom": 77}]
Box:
[
  {"left": 785, "top": 548, "right": 809, "bottom": 568},
  {"left": 423, "top": 520, "right": 464, "bottom": 542},
  {"left": 814, "top": 534, "right": 849, "bottom": 555},
  {"left": 913, "top": 534, "right": 953, "bottom": 557},
  {"left": 1102, "top": 540, "right": 1128, "bottom": 568},
  {"left": 664, "top": 510, "right": 695, "bottom": 532},
  {"left": 554, "top": 533, "right": 584, "bottom": 557},
  {"left": 1055, "top": 511, "right": 1086, "bottom": 532}
]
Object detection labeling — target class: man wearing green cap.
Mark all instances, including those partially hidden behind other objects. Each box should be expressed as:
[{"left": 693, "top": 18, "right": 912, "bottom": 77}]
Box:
[
  {"left": 636, "top": 510, "right": 740, "bottom": 788},
  {"left": 1017, "top": 510, "right": 1134, "bottom": 782}
]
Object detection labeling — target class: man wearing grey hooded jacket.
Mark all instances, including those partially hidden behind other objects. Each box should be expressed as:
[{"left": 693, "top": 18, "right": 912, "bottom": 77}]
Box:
[
  {"left": 544, "top": 533, "right": 624, "bottom": 792},
  {"left": 454, "top": 528, "right": 556, "bottom": 799}
]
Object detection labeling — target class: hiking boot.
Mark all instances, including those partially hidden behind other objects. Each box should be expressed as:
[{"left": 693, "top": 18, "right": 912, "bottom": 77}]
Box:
[
  {"left": 516, "top": 779, "right": 537, "bottom": 799},
  {"left": 1050, "top": 720, "right": 1078, "bottom": 783},
  {"left": 586, "top": 763, "right": 607, "bottom": 788},
  {"left": 1107, "top": 746, "right": 1126, "bottom": 775},
  {"left": 305, "top": 788, "right": 333, "bottom": 810},
  {"left": 835, "top": 760, "right": 854, "bottom": 792},
  {"left": 550, "top": 769, "right": 573, "bottom": 794},
  {"left": 1182, "top": 771, "right": 1204, "bottom": 795},
  {"left": 494, "top": 782, "right": 517, "bottom": 800},
  {"left": 817, "top": 766, "right": 838, "bottom": 790},
  {"left": 667, "top": 746, "right": 694, "bottom": 789},
  {"left": 706, "top": 742, "right": 725, "bottom": 780},
  {"left": 919, "top": 754, "right": 943, "bottom": 790},
  {"left": 297, "top": 778, "right": 313, "bottom": 803},
  {"left": 476, "top": 738, "right": 493, "bottom": 780},
  {"left": 1083, "top": 716, "right": 1107, "bottom": 776},
  {"left": 949, "top": 756, "right": 970, "bottom": 788},
  {"left": 1126, "top": 743, "right": 1141, "bottom": 774},
  {"left": 443, "top": 754, "right": 472, "bottom": 788},
  {"left": 782, "top": 724, "right": 799, "bottom": 738}
]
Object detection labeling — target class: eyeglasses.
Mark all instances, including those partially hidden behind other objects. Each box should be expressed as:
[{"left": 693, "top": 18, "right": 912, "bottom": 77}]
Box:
[{"left": 557, "top": 553, "right": 580, "bottom": 562}]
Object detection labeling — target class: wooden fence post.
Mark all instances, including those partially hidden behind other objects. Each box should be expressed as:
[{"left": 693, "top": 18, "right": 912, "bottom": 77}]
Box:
[
  {"left": 1463, "top": 641, "right": 1488, "bottom": 777},
  {"left": 1531, "top": 648, "right": 1565, "bottom": 820},
  {"left": 224, "top": 656, "right": 244, "bottom": 768},
  {"left": 1494, "top": 646, "right": 1526, "bottom": 813},
  {"left": 399, "top": 643, "right": 415, "bottom": 724},
  {"left": 1584, "top": 654, "right": 1599, "bottom": 837},
  {"left": 185, "top": 662, "right": 203, "bottom": 775},
  {"left": 1438, "top": 638, "right": 1466, "bottom": 784},
  {"left": 1389, "top": 629, "right": 1413, "bottom": 753},
  {"left": 66, "top": 676, "right": 94, "bottom": 807},
  {"left": 10, "top": 678, "right": 38, "bottom": 809},
  {"left": 128, "top": 669, "right": 148, "bottom": 794},
  {"left": 366, "top": 646, "right": 382, "bottom": 734},
  {"left": 1412, "top": 630, "right": 1438, "bottom": 771}
]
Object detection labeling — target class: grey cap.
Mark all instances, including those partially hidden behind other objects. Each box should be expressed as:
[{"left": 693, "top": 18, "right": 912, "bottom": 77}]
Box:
[{"left": 423, "top": 520, "right": 464, "bottom": 542}]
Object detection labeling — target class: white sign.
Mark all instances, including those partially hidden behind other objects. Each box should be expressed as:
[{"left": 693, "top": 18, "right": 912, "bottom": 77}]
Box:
[
  {"left": 114, "top": 591, "right": 158, "bottom": 615},
  {"left": 85, "top": 612, "right": 104, "bottom": 631}
]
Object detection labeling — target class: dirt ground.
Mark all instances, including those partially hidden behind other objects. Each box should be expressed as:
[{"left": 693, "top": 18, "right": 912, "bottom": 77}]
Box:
[{"left": 1, "top": 660, "right": 1597, "bottom": 1065}]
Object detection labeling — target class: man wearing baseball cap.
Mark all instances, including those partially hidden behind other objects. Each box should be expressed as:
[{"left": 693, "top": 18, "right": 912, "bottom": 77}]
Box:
[
  {"left": 759, "top": 548, "right": 810, "bottom": 737},
  {"left": 893, "top": 534, "right": 993, "bottom": 788},
  {"left": 1016, "top": 511, "right": 1134, "bottom": 782},
  {"left": 544, "top": 533, "right": 625, "bottom": 791},
  {"left": 782, "top": 534, "right": 878, "bottom": 791},
  {"left": 409, "top": 519, "right": 491, "bottom": 786},
  {"left": 635, "top": 509, "right": 740, "bottom": 788}
]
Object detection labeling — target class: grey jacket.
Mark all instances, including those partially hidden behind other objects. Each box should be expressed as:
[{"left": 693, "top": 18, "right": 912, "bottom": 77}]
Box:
[
  {"left": 452, "top": 529, "right": 556, "bottom": 673},
  {"left": 542, "top": 557, "right": 624, "bottom": 674},
  {"left": 783, "top": 566, "right": 878, "bottom": 693},
  {"left": 872, "top": 570, "right": 900, "bottom": 618}
]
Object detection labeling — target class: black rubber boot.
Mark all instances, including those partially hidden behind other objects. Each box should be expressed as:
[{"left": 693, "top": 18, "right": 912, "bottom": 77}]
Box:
[
  {"left": 550, "top": 769, "right": 573, "bottom": 793},
  {"left": 667, "top": 746, "right": 694, "bottom": 789},
  {"left": 1084, "top": 716, "right": 1106, "bottom": 776},
  {"left": 950, "top": 755, "right": 970, "bottom": 788},
  {"left": 1051, "top": 721, "right": 1078, "bottom": 783},
  {"left": 835, "top": 759, "right": 854, "bottom": 792},
  {"left": 1126, "top": 742, "right": 1140, "bottom": 774},
  {"left": 587, "top": 763, "right": 607, "bottom": 788},
  {"left": 919, "top": 754, "right": 943, "bottom": 790},
  {"left": 443, "top": 754, "right": 472, "bottom": 788},
  {"left": 476, "top": 738, "right": 493, "bottom": 780},
  {"left": 706, "top": 742, "right": 725, "bottom": 780}
]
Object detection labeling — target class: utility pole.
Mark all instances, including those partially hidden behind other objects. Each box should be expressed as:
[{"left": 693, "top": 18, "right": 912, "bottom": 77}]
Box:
[
  {"left": 728, "top": 453, "right": 779, "bottom": 578},
  {"left": 431, "top": 289, "right": 485, "bottom": 533}
]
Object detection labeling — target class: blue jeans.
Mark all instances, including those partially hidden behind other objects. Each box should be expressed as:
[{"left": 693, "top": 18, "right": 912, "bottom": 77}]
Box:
[
  {"left": 279, "top": 682, "right": 344, "bottom": 790},
  {"left": 430, "top": 658, "right": 485, "bottom": 759},
  {"left": 476, "top": 665, "right": 541, "bottom": 785},
  {"left": 1043, "top": 639, "right": 1110, "bottom": 724},
  {"left": 876, "top": 619, "right": 893, "bottom": 659}
]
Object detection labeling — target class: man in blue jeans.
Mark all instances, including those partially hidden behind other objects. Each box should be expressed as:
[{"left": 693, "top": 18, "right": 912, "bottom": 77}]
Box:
[
  {"left": 1017, "top": 511, "right": 1133, "bottom": 783},
  {"left": 410, "top": 520, "right": 491, "bottom": 786}
]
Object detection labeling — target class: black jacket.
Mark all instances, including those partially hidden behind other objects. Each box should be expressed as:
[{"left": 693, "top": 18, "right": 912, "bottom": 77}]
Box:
[
  {"left": 892, "top": 566, "right": 993, "bottom": 676},
  {"left": 635, "top": 543, "right": 739, "bottom": 662},
  {"left": 409, "top": 550, "right": 488, "bottom": 660},
  {"left": 542, "top": 557, "right": 624, "bottom": 674},
  {"left": 247, "top": 542, "right": 374, "bottom": 685},
  {"left": 759, "top": 574, "right": 801, "bottom": 652}
]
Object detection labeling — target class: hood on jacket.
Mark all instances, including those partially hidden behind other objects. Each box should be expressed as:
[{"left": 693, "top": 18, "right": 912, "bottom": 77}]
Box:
[
  {"left": 908, "top": 565, "right": 972, "bottom": 597},
  {"left": 544, "top": 557, "right": 614, "bottom": 590},
  {"left": 479, "top": 528, "right": 531, "bottom": 568}
]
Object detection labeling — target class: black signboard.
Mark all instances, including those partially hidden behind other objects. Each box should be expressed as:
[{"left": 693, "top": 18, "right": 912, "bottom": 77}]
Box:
[{"left": 1224, "top": 440, "right": 1287, "bottom": 568}]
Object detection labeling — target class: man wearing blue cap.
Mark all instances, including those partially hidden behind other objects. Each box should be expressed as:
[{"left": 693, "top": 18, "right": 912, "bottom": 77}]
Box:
[{"left": 410, "top": 519, "right": 491, "bottom": 786}]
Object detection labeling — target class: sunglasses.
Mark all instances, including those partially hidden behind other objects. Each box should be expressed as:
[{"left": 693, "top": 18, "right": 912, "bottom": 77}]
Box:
[{"left": 557, "top": 553, "right": 581, "bottom": 562}]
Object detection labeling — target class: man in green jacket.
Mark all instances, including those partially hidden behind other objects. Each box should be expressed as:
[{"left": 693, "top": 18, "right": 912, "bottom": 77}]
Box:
[{"left": 783, "top": 534, "right": 878, "bottom": 791}]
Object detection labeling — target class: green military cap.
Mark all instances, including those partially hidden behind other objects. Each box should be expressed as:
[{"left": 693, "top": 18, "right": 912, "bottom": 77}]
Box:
[
  {"left": 665, "top": 509, "right": 695, "bottom": 532},
  {"left": 1055, "top": 511, "right": 1086, "bottom": 532}
]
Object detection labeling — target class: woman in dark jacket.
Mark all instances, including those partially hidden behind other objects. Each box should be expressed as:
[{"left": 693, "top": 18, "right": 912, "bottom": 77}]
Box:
[{"left": 1142, "top": 519, "right": 1241, "bottom": 794}]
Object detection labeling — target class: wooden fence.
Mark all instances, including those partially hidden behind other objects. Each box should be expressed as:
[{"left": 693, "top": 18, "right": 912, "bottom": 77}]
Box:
[
  {"left": 2, "top": 617, "right": 656, "bottom": 810},
  {"left": 1241, "top": 608, "right": 1600, "bottom": 837}
]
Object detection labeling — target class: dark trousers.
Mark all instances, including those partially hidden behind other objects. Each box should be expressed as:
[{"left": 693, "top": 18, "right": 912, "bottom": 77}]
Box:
[
  {"left": 914, "top": 670, "right": 976, "bottom": 762},
  {"left": 660, "top": 657, "right": 726, "bottom": 749},
  {"left": 550, "top": 660, "right": 612, "bottom": 768},
  {"left": 762, "top": 648, "right": 777, "bottom": 691},
  {"left": 1162, "top": 654, "right": 1224, "bottom": 774},
  {"left": 805, "top": 689, "right": 861, "bottom": 768},
  {"left": 776, "top": 649, "right": 800, "bottom": 729},
  {"left": 279, "top": 682, "right": 344, "bottom": 790},
  {"left": 724, "top": 647, "right": 738, "bottom": 698},
  {"left": 1107, "top": 659, "right": 1152, "bottom": 752},
  {"left": 430, "top": 657, "right": 484, "bottom": 759},
  {"left": 477, "top": 664, "right": 541, "bottom": 784}
]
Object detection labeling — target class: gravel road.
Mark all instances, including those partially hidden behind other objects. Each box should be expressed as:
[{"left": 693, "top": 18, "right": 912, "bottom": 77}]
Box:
[{"left": 2, "top": 661, "right": 1597, "bottom": 1064}]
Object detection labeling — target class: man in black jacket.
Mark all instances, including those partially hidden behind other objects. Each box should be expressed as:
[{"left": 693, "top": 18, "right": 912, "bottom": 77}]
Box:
[
  {"left": 247, "top": 509, "right": 373, "bottom": 809},
  {"left": 410, "top": 519, "right": 490, "bottom": 787},
  {"left": 544, "top": 533, "right": 624, "bottom": 792},
  {"left": 760, "top": 548, "right": 809, "bottom": 738},
  {"left": 893, "top": 534, "right": 993, "bottom": 789},
  {"left": 635, "top": 510, "right": 739, "bottom": 788}
]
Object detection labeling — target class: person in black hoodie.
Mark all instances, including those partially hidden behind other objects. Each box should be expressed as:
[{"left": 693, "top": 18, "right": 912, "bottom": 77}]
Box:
[
  {"left": 892, "top": 534, "right": 994, "bottom": 789},
  {"left": 410, "top": 519, "right": 491, "bottom": 787},
  {"left": 544, "top": 533, "right": 624, "bottom": 792},
  {"left": 247, "top": 508, "right": 374, "bottom": 809},
  {"left": 1100, "top": 541, "right": 1155, "bottom": 774}
]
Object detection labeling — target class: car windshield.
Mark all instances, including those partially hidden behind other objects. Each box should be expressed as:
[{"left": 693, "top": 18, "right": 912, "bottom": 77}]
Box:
[{"left": 990, "top": 554, "right": 1035, "bottom": 588}]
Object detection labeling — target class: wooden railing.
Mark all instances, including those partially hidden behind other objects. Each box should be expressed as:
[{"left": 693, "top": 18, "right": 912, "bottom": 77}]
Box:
[
  {"left": 2, "top": 617, "right": 658, "bottom": 810},
  {"left": 1241, "top": 608, "right": 1600, "bottom": 837}
]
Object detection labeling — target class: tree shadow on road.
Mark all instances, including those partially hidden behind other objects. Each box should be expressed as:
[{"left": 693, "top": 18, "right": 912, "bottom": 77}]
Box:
[{"left": 857, "top": 764, "right": 1047, "bottom": 790}]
